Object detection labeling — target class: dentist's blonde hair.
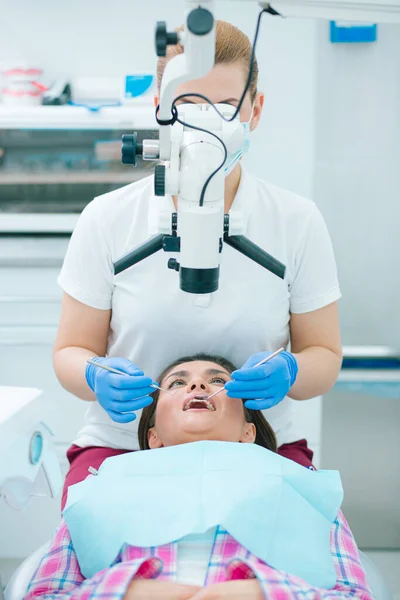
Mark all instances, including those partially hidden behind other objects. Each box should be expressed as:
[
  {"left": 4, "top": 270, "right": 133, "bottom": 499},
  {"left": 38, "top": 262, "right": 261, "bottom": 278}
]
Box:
[{"left": 156, "top": 20, "right": 259, "bottom": 102}]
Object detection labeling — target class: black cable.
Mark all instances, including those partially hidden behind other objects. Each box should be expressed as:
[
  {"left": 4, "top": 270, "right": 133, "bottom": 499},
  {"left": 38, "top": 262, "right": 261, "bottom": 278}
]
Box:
[
  {"left": 161, "top": 5, "right": 281, "bottom": 207},
  {"left": 172, "top": 5, "right": 280, "bottom": 124},
  {"left": 230, "top": 5, "right": 280, "bottom": 121},
  {"left": 175, "top": 116, "right": 228, "bottom": 207}
]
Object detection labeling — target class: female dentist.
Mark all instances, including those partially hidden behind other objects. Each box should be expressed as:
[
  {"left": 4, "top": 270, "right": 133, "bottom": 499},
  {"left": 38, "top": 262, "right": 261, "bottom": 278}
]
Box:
[{"left": 53, "top": 20, "right": 342, "bottom": 509}]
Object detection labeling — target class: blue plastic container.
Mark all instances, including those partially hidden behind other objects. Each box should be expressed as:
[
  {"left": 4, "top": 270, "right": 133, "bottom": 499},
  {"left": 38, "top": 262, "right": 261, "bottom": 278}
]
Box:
[
  {"left": 124, "top": 74, "right": 154, "bottom": 99},
  {"left": 330, "top": 21, "right": 377, "bottom": 43}
]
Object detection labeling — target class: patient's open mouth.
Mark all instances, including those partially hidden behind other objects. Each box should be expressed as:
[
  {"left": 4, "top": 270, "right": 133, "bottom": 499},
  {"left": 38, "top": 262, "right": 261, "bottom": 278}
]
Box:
[{"left": 183, "top": 394, "right": 216, "bottom": 412}]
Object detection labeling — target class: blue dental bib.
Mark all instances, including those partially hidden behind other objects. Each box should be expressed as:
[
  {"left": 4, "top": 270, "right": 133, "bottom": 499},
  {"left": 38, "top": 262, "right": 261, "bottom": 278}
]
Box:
[{"left": 63, "top": 441, "right": 343, "bottom": 587}]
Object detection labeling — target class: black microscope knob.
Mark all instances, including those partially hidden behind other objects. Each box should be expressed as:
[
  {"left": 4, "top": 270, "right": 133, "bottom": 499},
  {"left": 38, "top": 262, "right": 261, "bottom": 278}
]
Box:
[
  {"left": 156, "top": 21, "right": 178, "bottom": 57},
  {"left": 121, "top": 133, "right": 138, "bottom": 165},
  {"left": 168, "top": 258, "right": 180, "bottom": 272},
  {"left": 154, "top": 164, "right": 166, "bottom": 196},
  {"left": 187, "top": 7, "right": 214, "bottom": 36}
]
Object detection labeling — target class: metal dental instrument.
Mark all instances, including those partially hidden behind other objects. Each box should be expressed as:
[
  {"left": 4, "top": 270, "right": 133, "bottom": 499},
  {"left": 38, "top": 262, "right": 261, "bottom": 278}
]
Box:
[
  {"left": 206, "top": 347, "right": 286, "bottom": 401},
  {"left": 252, "top": 347, "right": 285, "bottom": 368},
  {"left": 86, "top": 359, "right": 174, "bottom": 395}
]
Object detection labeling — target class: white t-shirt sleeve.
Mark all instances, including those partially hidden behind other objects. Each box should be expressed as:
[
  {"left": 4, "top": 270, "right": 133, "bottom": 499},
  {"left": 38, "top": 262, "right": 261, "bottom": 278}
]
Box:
[
  {"left": 57, "top": 199, "right": 114, "bottom": 310},
  {"left": 289, "top": 204, "right": 341, "bottom": 314}
]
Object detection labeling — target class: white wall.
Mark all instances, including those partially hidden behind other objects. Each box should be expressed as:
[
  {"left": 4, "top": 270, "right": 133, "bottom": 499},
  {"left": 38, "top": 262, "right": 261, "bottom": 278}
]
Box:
[
  {"left": 0, "top": 0, "right": 318, "bottom": 198},
  {"left": 314, "top": 21, "right": 400, "bottom": 348},
  {"left": 314, "top": 21, "right": 400, "bottom": 548}
]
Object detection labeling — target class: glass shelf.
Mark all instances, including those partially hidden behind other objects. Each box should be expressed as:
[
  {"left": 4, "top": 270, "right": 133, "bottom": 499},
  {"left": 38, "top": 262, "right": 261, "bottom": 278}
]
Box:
[{"left": 0, "top": 105, "right": 156, "bottom": 131}]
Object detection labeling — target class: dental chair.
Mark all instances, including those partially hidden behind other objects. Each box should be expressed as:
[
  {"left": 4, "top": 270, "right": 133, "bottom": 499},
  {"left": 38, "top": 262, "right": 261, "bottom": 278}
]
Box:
[
  {"left": 1, "top": 389, "right": 393, "bottom": 599},
  {"left": 0, "top": 386, "right": 63, "bottom": 600},
  {"left": 4, "top": 542, "right": 393, "bottom": 600}
]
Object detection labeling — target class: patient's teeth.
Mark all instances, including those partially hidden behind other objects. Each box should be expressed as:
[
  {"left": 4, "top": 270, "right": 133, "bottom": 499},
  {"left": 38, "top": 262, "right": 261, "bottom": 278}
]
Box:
[{"left": 184, "top": 397, "right": 216, "bottom": 411}]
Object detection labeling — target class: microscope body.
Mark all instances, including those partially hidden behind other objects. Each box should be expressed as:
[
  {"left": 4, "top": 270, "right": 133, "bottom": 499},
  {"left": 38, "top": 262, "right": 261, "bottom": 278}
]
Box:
[
  {"left": 117, "top": 1, "right": 286, "bottom": 292},
  {"left": 155, "top": 103, "right": 245, "bottom": 293}
]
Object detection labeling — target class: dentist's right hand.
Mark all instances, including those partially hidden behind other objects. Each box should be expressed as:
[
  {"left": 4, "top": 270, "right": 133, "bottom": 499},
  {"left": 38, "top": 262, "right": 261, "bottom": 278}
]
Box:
[{"left": 85, "top": 357, "right": 155, "bottom": 423}]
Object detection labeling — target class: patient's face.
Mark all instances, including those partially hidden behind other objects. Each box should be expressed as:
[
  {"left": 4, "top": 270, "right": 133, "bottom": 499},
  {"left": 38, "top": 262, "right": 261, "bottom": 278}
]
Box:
[{"left": 147, "top": 360, "right": 256, "bottom": 448}]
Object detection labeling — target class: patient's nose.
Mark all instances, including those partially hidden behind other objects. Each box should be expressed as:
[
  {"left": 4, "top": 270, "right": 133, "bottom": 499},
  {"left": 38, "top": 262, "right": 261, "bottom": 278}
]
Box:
[{"left": 188, "top": 379, "right": 208, "bottom": 393}]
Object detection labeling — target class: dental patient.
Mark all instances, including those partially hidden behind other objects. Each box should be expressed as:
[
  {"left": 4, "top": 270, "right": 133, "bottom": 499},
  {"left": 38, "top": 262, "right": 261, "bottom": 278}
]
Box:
[{"left": 25, "top": 354, "right": 372, "bottom": 600}]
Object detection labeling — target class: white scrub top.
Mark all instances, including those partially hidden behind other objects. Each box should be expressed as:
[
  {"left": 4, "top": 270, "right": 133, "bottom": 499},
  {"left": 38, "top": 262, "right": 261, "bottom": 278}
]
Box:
[{"left": 58, "top": 167, "right": 341, "bottom": 449}]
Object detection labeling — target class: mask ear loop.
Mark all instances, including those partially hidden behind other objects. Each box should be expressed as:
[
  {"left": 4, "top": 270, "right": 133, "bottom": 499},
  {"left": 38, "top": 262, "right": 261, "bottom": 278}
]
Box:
[{"left": 245, "top": 102, "right": 255, "bottom": 131}]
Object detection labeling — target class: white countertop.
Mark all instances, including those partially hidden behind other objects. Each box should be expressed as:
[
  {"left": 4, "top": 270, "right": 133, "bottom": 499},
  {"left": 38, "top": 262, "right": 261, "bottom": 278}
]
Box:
[
  {"left": 0, "top": 104, "right": 156, "bottom": 130},
  {"left": 342, "top": 345, "right": 399, "bottom": 358},
  {"left": 337, "top": 369, "right": 400, "bottom": 382}
]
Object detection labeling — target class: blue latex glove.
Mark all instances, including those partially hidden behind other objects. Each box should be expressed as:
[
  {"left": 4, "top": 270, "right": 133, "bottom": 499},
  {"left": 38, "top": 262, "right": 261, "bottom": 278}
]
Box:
[
  {"left": 85, "top": 357, "right": 155, "bottom": 423},
  {"left": 224, "top": 351, "right": 298, "bottom": 410}
]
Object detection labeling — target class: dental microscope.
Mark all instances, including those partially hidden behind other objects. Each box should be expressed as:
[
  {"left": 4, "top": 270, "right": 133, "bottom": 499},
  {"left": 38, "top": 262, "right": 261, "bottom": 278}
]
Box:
[
  {"left": 115, "top": 0, "right": 400, "bottom": 295},
  {"left": 116, "top": 1, "right": 286, "bottom": 295}
]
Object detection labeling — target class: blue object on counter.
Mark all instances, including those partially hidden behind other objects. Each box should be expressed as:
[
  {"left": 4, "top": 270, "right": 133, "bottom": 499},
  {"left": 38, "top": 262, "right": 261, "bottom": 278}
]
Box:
[
  {"left": 342, "top": 357, "right": 400, "bottom": 369},
  {"left": 337, "top": 348, "right": 400, "bottom": 397},
  {"left": 67, "top": 100, "right": 121, "bottom": 112},
  {"left": 124, "top": 74, "right": 153, "bottom": 98},
  {"left": 330, "top": 21, "right": 377, "bottom": 43}
]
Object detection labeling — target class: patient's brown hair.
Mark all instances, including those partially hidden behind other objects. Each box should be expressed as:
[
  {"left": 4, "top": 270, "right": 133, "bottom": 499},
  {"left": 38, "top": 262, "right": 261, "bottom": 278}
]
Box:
[{"left": 138, "top": 353, "right": 277, "bottom": 452}]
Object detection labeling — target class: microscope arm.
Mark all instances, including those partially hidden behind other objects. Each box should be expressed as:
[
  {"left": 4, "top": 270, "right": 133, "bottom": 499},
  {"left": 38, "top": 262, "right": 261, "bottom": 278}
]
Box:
[
  {"left": 114, "top": 235, "right": 165, "bottom": 275},
  {"left": 114, "top": 216, "right": 286, "bottom": 280},
  {"left": 224, "top": 234, "right": 285, "bottom": 279}
]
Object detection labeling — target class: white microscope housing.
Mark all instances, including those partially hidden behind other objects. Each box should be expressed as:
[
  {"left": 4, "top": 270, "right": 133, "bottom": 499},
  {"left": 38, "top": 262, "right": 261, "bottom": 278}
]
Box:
[{"left": 158, "top": 102, "right": 245, "bottom": 293}]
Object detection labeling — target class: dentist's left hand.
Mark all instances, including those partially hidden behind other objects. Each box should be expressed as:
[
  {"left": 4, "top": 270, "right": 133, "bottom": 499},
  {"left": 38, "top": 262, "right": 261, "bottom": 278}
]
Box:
[
  {"left": 224, "top": 350, "right": 298, "bottom": 410},
  {"left": 85, "top": 357, "right": 155, "bottom": 423}
]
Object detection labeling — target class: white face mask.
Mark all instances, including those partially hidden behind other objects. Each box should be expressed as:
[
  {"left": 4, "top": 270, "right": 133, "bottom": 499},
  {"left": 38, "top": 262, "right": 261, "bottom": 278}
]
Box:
[{"left": 224, "top": 105, "right": 254, "bottom": 176}]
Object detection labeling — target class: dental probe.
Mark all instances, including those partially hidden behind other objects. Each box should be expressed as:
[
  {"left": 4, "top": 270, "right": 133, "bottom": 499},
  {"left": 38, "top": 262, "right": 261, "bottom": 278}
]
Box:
[
  {"left": 206, "top": 347, "right": 285, "bottom": 401},
  {"left": 86, "top": 359, "right": 174, "bottom": 395}
]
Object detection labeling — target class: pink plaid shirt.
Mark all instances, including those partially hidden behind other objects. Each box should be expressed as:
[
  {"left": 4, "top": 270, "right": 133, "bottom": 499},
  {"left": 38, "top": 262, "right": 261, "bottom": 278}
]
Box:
[{"left": 25, "top": 509, "right": 372, "bottom": 600}]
